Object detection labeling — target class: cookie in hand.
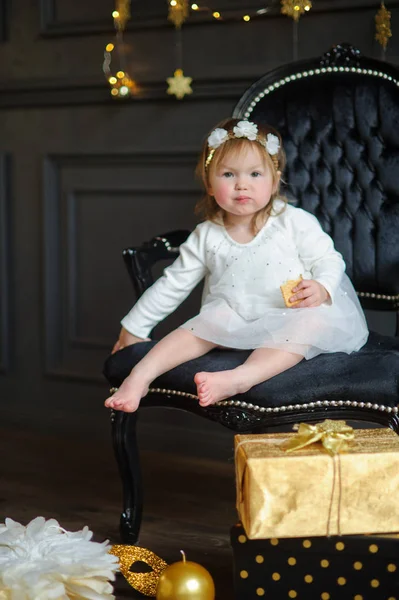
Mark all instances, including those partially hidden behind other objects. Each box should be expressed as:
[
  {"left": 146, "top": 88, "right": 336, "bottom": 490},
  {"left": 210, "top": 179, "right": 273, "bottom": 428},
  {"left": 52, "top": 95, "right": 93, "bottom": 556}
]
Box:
[{"left": 280, "top": 275, "right": 303, "bottom": 308}]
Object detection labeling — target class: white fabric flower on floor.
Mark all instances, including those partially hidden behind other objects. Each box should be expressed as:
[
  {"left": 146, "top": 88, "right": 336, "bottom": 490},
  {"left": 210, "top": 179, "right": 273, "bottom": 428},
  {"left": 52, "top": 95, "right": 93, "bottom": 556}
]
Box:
[
  {"left": 0, "top": 517, "right": 119, "bottom": 600},
  {"left": 208, "top": 127, "right": 229, "bottom": 149},
  {"left": 233, "top": 120, "right": 258, "bottom": 141}
]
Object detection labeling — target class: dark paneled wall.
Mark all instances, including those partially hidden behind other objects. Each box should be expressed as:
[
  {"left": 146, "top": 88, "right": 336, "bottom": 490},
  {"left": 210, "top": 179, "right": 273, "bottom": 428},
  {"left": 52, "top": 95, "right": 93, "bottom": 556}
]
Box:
[{"left": 0, "top": 0, "right": 397, "bottom": 445}]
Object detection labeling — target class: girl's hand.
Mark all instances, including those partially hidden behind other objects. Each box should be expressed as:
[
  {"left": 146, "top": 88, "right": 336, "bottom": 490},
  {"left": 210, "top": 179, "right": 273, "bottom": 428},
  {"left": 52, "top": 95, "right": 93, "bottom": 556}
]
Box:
[
  {"left": 289, "top": 279, "right": 329, "bottom": 308},
  {"left": 112, "top": 327, "right": 150, "bottom": 354}
]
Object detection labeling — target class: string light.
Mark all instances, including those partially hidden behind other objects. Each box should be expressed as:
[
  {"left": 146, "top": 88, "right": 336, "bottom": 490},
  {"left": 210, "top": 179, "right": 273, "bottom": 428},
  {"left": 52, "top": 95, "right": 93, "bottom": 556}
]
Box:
[
  {"left": 185, "top": 2, "right": 311, "bottom": 23},
  {"left": 103, "top": 0, "right": 137, "bottom": 98},
  {"left": 187, "top": 4, "right": 272, "bottom": 23}
]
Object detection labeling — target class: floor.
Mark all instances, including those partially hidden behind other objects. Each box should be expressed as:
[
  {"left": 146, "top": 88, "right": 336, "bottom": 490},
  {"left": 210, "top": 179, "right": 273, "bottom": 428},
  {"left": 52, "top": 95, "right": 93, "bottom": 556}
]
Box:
[
  {"left": 0, "top": 422, "right": 237, "bottom": 598},
  {"left": 1, "top": 418, "right": 393, "bottom": 600}
]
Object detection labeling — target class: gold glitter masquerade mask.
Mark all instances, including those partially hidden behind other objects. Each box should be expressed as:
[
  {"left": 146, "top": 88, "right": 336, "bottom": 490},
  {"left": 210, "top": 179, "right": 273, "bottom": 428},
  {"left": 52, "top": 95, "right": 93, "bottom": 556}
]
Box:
[
  {"left": 205, "top": 120, "right": 280, "bottom": 171},
  {"left": 110, "top": 544, "right": 168, "bottom": 596}
]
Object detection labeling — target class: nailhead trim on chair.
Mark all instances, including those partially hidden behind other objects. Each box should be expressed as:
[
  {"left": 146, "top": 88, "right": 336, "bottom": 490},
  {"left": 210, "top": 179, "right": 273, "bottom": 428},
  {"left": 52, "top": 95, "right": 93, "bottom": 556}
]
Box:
[
  {"left": 154, "top": 237, "right": 179, "bottom": 253},
  {"left": 243, "top": 66, "right": 399, "bottom": 120},
  {"left": 357, "top": 291, "right": 399, "bottom": 302},
  {"left": 109, "top": 387, "right": 398, "bottom": 414}
]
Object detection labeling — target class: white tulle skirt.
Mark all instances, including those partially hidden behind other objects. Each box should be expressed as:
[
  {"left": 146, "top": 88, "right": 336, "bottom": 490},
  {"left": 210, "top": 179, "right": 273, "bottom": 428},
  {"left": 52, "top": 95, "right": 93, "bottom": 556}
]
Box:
[{"left": 180, "top": 274, "right": 369, "bottom": 360}]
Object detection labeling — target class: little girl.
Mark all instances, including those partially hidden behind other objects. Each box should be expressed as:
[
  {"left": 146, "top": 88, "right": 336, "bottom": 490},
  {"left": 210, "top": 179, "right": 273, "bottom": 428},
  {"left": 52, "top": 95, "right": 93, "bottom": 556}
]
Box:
[{"left": 105, "top": 118, "right": 368, "bottom": 413}]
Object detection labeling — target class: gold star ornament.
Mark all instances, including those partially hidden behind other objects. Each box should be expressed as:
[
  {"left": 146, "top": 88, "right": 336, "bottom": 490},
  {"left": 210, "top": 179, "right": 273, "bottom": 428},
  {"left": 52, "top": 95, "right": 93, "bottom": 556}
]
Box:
[
  {"left": 167, "top": 69, "right": 193, "bottom": 100},
  {"left": 375, "top": 2, "right": 392, "bottom": 50},
  {"left": 281, "top": 0, "right": 312, "bottom": 21}
]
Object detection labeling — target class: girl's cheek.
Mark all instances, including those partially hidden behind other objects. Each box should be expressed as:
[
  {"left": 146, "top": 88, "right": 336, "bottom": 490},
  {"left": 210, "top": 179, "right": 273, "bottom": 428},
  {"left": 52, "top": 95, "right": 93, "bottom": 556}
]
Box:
[{"left": 216, "top": 182, "right": 231, "bottom": 200}]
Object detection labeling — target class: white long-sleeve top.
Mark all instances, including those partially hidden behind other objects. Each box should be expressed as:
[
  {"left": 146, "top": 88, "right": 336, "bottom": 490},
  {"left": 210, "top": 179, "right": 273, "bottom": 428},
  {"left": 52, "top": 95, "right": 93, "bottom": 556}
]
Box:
[{"left": 121, "top": 200, "right": 346, "bottom": 339}]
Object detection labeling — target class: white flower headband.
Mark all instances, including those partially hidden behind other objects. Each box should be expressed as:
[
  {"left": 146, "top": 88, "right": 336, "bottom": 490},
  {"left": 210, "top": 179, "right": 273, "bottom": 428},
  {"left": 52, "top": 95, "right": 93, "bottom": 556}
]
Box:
[{"left": 205, "top": 120, "right": 280, "bottom": 170}]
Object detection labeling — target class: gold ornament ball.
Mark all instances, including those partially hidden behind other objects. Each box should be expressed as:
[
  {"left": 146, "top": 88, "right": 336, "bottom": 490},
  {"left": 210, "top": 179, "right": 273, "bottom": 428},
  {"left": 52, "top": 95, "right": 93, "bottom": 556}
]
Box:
[{"left": 156, "top": 552, "right": 215, "bottom": 600}]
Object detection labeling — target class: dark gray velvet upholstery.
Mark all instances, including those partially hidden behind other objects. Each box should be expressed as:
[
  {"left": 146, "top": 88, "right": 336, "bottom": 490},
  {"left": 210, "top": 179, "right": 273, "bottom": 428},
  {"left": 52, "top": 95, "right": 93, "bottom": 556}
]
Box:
[
  {"left": 247, "top": 74, "right": 399, "bottom": 297},
  {"left": 104, "top": 331, "right": 399, "bottom": 409}
]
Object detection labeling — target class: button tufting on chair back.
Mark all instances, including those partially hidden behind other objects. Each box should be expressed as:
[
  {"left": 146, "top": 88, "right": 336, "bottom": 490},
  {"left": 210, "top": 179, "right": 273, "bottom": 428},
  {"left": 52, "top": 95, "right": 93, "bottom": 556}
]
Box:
[{"left": 234, "top": 60, "right": 399, "bottom": 298}]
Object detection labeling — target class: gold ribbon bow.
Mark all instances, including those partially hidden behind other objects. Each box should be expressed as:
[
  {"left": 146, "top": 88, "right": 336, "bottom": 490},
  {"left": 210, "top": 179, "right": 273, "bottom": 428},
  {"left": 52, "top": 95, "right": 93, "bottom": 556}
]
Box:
[
  {"left": 281, "top": 419, "right": 355, "bottom": 455},
  {"left": 282, "top": 419, "right": 355, "bottom": 536}
]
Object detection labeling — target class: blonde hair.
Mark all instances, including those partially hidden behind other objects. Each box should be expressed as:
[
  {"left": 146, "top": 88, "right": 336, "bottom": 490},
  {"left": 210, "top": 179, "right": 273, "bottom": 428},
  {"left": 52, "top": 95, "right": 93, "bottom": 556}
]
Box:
[{"left": 195, "top": 117, "right": 288, "bottom": 234}]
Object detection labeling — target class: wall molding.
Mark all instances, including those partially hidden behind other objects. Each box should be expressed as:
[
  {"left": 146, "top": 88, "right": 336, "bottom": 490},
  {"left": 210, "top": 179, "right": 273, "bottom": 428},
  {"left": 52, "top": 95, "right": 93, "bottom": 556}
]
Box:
[
  {"left": 43, "top": 152, "right": 198, "bottom": 382},
  {"left": 0, "top": 154, "right": 11, "bottom": 373},
  {"left": 0, "top": 75, "right": 258, "bottom": 109},
  {"left": 0, "top": 0, "right": 10, "bottom": 41},
  {"left": 38, "top": 0, "right": 399, "bottom": 37},
  {"left": 66, "top": 187, "right": 197, "bottom": 352}
]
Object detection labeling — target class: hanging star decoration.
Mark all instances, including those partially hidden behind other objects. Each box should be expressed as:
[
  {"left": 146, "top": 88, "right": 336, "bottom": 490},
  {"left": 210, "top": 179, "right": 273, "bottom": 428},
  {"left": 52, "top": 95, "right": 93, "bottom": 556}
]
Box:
[
  {"left": 375, "top": 2, "right": 392, "bottom": 51},
  {"left": 168, "top": 0, "right": 189, "bottom": 29},
  {"left": 166, "top": 0, "right": 193, "bottom": 99},
  {"left": 281, "top": 0, "right": 312, "bottom": 21},
  {"left": 167, "top": 68, "right": 193, "bottom": 99},
  {"left": 110, "top": 545, "right": 167, "bottom": 596}
]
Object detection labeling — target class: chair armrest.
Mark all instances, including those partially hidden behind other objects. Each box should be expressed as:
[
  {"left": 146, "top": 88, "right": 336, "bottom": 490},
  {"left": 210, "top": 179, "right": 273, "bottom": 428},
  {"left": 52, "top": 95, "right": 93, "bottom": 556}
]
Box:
[{"left": 122, "top": 230, "right": 191, "bottom": 298}]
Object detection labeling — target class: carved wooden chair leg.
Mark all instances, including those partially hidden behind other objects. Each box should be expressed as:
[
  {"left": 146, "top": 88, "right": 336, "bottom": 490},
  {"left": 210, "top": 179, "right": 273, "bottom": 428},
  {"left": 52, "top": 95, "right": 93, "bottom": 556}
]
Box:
[{"left": 111, "top": 409, "right": 143, "bottom": 544}]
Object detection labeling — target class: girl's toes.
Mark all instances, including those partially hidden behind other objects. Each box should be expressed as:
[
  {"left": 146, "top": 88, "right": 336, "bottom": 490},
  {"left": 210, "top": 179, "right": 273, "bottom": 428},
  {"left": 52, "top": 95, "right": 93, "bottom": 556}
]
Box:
[
  {"left": 194, "top": 372, "right": 207, "bottom": 387},
  {"left": 200, "top": 395, "right": 213, "bottom": 407},
  {"left": 199, "top": 389, "right": 210, "bottom": 402}
]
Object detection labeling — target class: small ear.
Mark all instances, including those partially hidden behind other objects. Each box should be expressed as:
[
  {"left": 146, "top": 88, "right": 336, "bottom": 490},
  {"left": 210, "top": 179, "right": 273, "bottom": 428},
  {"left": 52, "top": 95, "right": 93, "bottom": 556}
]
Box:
[{"left": 207, "top": 184, "right": 214, "bottom": 196}]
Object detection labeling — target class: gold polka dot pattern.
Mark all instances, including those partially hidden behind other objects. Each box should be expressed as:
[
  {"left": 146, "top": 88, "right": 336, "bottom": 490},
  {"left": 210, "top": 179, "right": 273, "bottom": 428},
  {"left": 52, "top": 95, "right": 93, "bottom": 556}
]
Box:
[
  {"left": 255, "top": 555, "right": 264, "bottom": 564},
  {"left": 320, "top": 559, "right": 329, "bottom": 568},
  {"left": 335, "top": 542, "right": 345, "bottom": 551}
]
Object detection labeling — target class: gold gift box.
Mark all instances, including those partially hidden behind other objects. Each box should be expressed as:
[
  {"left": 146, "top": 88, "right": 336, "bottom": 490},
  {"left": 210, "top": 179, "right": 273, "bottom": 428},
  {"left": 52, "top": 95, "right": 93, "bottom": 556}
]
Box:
[{"left": 235, "top": 428, "right": 399, "bottom": 539}]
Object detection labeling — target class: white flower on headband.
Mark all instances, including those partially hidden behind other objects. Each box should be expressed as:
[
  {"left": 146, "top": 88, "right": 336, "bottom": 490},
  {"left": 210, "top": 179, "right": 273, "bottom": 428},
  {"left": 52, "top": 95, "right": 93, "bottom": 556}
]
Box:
[
  {"left": 208, "top": 127, "right": 229, "bottom": 149},
  {"left": 233, "top": 120, "right": 258, "bottom": 141},
  {"left": 265, "top": 133, "right": 280, "bottom": 155}
]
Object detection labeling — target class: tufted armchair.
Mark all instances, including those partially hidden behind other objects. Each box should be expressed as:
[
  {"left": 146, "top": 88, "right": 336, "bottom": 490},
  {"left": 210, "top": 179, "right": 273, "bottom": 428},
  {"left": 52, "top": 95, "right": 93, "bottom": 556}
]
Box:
[{"left": 104, "top": 44, "right": 399, "bottom": 544}]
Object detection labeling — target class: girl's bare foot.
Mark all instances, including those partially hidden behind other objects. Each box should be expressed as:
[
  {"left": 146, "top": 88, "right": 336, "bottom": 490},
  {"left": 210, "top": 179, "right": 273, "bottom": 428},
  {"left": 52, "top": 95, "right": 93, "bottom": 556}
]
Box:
[
  {"left": 194, "top": 370, "right": 248, "bottom": 407},
  {"left": 104, "top": 373, "right": 149, "bottom": 412}
]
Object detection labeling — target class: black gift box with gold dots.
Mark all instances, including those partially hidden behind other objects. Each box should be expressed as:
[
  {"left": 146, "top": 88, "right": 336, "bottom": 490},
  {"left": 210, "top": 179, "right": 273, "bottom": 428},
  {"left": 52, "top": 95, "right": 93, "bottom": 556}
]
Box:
[{"left": 231, "top": 523, "right": 399, "bottom": 599}]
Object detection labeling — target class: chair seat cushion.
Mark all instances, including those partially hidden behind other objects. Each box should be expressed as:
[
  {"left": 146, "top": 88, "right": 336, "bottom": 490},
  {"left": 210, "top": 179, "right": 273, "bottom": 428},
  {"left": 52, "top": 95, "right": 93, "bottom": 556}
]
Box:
[{"left": 103, "top": 331, "right": 399, "bottom": 408}]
